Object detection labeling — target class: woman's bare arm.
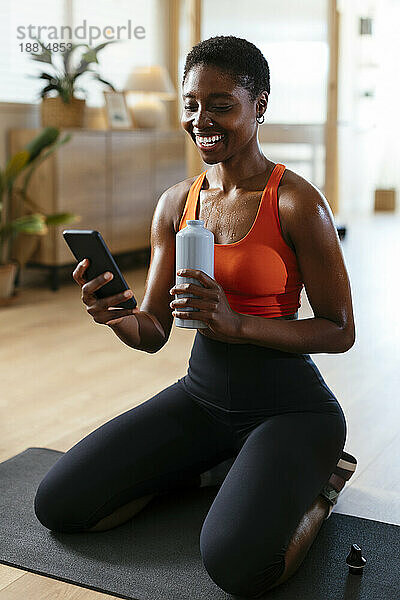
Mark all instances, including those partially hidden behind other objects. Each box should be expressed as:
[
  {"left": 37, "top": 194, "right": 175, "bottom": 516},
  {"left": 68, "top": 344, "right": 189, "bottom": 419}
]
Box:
[
  {"left": 237, "top": 175, "right": 356, "bottom": 353},
  {"left": 108, "top": 178, "right": 195, "bottom": 353}
]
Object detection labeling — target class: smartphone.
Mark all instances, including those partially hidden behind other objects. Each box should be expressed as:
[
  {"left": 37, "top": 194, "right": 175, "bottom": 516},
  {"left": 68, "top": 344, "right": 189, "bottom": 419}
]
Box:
[{"left": 63, "top": 229, "right": 137, "bottom": 309}]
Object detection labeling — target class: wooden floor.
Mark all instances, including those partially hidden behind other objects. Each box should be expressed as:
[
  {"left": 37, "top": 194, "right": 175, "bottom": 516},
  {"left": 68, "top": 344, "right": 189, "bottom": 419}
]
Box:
[{"left": 0, "top": 212, "right": 399, "bottom": 599}]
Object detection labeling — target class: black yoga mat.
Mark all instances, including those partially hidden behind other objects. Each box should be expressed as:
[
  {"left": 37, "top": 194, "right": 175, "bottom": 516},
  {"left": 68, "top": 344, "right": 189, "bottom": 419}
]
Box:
[{"left": 0, "top": 447, "right": 398, "bottom": 600}]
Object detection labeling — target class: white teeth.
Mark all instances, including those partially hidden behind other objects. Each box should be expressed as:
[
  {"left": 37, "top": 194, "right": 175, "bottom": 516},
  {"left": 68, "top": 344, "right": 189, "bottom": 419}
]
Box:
[{"left": 197, "top": 134, "right": 224, "bottom": 145}]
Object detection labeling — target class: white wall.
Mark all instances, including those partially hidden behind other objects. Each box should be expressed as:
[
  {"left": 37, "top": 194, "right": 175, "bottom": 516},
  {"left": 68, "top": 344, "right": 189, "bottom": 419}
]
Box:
[
  {"left": 202, "top": 0, "right": 328, "bottom": 41},
  {"left": 337, "top": 0, "right": 399, "bottom": 217},
  {"left": 201, "top": 0, "right": 329, "bottom": 124},
  {"left": 197, "top": 0, "right": 399, "bottom": 217}
]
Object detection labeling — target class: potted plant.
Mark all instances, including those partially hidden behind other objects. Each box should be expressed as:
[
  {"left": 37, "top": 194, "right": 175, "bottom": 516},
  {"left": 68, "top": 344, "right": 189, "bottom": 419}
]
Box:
[
  {"left": 0, "top": 127, "right": 79, "bottom": 303},
  {"left": 31, "top": 40, "right": 116, "bottom": 128}
]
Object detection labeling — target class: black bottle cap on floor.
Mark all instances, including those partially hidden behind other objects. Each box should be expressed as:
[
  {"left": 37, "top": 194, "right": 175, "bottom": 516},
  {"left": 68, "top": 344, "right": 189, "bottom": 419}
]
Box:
[{"left": 346, "top": 544, "right": 367, "bottom": 574}]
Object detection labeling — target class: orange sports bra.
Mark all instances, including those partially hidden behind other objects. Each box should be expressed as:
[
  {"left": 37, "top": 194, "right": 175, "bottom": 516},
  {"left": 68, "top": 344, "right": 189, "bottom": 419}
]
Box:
[{"left": 178, "top": 163, "right": 304, "bottom": 318}]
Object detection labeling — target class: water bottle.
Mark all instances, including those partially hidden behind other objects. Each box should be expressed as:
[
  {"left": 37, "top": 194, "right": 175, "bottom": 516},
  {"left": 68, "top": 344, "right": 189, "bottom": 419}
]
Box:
[{"left": 175, "top": 219, "right": 214, "bottom": 329}]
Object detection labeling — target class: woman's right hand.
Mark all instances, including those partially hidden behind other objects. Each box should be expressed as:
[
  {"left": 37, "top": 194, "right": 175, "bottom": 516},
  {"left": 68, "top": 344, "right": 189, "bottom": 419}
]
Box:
[{"left": 72, "top": 258, "right": 140, "bottom": 327}]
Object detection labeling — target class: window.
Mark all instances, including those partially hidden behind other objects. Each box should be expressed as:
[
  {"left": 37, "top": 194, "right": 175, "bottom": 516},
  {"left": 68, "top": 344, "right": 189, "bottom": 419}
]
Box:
[
  {"left": 0, "top": 0, "right": 65, "bottom": 103},
  {"left": 0, "top": 0, "right": 158, "bottom": 105},
  {"left": 71, "top": 0, "right": 158, "bottom": 106}
]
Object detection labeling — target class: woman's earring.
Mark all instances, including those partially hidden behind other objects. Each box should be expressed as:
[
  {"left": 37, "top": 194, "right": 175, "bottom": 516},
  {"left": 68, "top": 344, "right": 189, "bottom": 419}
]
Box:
[{"left": 256, "top": 114, "right": 265, "bottom": 124}]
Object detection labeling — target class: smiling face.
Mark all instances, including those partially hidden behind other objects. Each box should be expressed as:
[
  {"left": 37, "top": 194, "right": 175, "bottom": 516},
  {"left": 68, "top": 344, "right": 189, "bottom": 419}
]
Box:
[{"left": 181, "top": 64, "right": 267, "bottom": 164}]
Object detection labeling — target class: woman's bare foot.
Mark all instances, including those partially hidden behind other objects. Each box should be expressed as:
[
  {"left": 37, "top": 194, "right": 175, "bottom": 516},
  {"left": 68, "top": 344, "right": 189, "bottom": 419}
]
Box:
[{"left": 87, "top": 493, "right": 157, "bottom": 532}]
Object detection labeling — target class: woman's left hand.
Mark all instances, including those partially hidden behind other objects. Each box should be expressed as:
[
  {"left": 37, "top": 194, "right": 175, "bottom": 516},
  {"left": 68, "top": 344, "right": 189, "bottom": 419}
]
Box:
[{"left": 169, "top": 269, "right": 243, "bottom": 343}]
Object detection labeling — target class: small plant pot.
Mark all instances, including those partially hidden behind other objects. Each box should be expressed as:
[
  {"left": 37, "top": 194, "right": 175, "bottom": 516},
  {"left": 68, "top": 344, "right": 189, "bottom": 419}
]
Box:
[
  {"left": 41, "top": 97, "right": 86, "bottom": 128},
  {"left": 11, "top": 233, "right": 41, "bottom": 270},
  {"left": 0, "top": 261, "right": 18, "bottom": 304}
]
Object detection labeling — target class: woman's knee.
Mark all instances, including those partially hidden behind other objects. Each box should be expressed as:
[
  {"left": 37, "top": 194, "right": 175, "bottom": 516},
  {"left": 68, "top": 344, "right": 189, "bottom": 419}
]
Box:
[
  {"left": 34, "top": 474, "right": 88, "bottom": 533},
  {"left": 199, "top": 525, "right": 285, "bottom": 597}
]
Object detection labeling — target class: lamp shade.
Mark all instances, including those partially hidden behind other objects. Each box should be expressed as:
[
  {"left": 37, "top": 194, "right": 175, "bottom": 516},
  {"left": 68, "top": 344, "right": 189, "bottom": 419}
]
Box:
[{"left": 124, "top": 65, "right": 176, "bottom": 100}]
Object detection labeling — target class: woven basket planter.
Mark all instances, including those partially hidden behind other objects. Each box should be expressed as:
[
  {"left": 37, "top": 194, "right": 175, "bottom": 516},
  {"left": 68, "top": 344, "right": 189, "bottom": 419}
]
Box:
[{"left": 41, "top": 97, "right": 86, "bottom": 128}]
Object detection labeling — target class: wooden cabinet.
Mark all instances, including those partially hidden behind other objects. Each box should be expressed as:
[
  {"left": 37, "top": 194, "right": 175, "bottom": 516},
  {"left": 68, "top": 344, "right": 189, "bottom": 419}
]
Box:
[
  {"left": 8, "top": 128, "right": 186, "bottom": 288},
  {"left": 56, "top": 132, "right": 109, "bottom": 264},
  {"left": 109, "top": 132, "right": 153, "bottom": 253}
]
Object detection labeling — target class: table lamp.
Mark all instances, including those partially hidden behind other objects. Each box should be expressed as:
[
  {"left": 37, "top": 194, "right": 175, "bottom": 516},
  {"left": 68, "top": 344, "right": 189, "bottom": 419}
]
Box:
[{"left": 124, "top": 65, "right": 176, "bottom": 129}]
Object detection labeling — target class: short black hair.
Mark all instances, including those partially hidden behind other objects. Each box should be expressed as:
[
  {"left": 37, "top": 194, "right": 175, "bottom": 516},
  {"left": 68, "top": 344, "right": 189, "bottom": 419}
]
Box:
[{"left": 182, "top": 35, "right": 270, "bottom": 102}]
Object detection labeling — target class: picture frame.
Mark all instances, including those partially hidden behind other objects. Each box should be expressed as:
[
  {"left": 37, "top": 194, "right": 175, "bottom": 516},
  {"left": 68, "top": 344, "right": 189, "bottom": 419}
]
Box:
[{"left": 103, "top": 91, "right": 133, "bottom": 129}]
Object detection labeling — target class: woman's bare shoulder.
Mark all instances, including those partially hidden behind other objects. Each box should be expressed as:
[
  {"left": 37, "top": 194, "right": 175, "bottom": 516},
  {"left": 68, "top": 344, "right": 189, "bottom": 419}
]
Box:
[
  {"left": 160, "top": 175, "right": 199, "bottom": 233},
  {"left": 277, "top": 168, "right": 333, "bottom": 249},
  {"left": 278, "top": 167, "right": 331, "bottom": 222},
  {"left": 279, "top": 167, "right": 324, "bottom": 200}
]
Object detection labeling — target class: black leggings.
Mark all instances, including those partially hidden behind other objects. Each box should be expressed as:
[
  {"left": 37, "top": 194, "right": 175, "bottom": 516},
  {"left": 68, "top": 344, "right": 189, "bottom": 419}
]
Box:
[{"left": 34, "top": 331, "right": 346, "bottom": 598}]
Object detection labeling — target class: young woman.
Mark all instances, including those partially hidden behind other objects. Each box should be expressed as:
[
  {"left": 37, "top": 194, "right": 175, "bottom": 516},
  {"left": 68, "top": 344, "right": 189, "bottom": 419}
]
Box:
[{"left": 35, "top": 36, "right": 357, "bottom": 597}]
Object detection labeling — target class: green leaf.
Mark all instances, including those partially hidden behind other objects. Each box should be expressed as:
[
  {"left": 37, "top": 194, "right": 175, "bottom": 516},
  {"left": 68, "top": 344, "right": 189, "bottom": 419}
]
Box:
[
  {"left": 21, "top": 131, "right": 71, "bottom": 195},
  {"left": 45, "top": 212, "right": 80, "bottom": 226},
  {"left": 81, "top": 49, "right": 98, "bottom": 65},
  {"left": 72, "top": 58, "right": 90, "bottom": 80},
  {"left": 60, "top": 132, "right": 72, "bottom": 145},
  {"left": 63, "top": 43, "right": 87, "bottom": 75},
  {"left": 91, "top": 41, "right": 116, "bottom": 53},
  {"left": 24, "top": 127, "right": 60, "bottom": 162},
  {"left": 81, "top": 41, "right": 115, "bottom": 66},
  {"left": 30, "top": 39, "right": 53, "bottom": 64},
  {"left": 0, "top": 169, "right": 4, "bottom": 201},
  {"left": 10, "top": 213, "right": 48, "bottom": 235},
  {"left": 4, "top": 151, "right": 30, "bottom": 183},
  {"left": 40, "top": 83, "right": 61, "bottom": 98},
  {"left": 72, "top": 41, "right": 116, "bottom": 81},
  {"left": 38, "top": 72, "right": 56, "bottom": 81},
  {"left": 31, "top": 52, "right": 53, "bottom": 65},
  {"left": 91, "top": 73, "right": 116, "bottom": 91}
]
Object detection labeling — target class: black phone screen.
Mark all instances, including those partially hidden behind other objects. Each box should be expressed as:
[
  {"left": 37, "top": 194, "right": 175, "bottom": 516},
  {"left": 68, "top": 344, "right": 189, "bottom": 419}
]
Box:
[{"left": 63, "top": 229, "right": 137, "bottom": 309}]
